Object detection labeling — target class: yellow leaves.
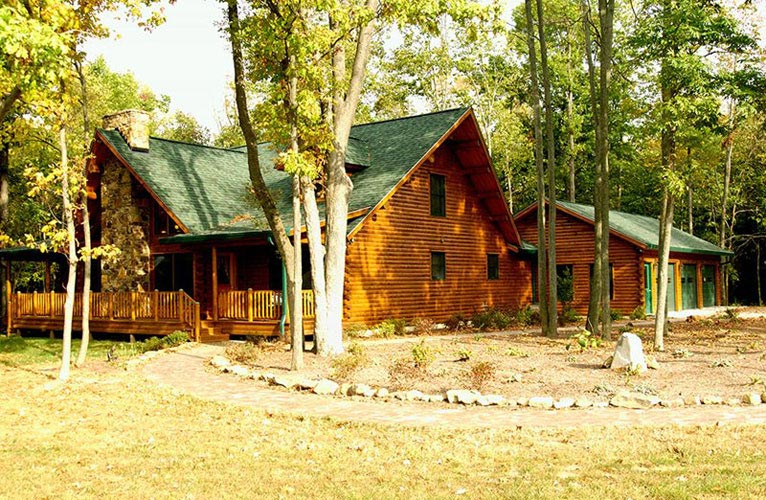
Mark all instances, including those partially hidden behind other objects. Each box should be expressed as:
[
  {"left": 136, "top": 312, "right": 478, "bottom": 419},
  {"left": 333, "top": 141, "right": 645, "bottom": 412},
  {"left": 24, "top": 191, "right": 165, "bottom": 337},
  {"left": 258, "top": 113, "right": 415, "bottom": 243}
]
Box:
[{"left": 279, "top": 149, "right": 322, "bottom": 179}]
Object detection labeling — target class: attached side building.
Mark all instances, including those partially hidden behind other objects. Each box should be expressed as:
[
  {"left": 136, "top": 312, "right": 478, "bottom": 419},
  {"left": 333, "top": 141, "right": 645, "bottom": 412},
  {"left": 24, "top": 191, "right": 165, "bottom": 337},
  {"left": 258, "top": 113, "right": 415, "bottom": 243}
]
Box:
[{"left": 514, "top": 201, "right": 732, "bottom": 316}]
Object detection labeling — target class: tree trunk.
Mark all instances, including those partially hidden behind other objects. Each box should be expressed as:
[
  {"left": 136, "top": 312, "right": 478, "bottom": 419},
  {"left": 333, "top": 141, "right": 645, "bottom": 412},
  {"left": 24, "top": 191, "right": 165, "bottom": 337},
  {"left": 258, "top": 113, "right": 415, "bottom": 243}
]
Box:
[
  {"left": 582, "top": 0, "right": 601, "bottom": 336},
  {"left": 524, "top": 0, "right": 549, "bottom": 335},
  {"left": 301, "top": 177, "right": 328, "bottom": 354},
  {"left": 76, "top": 60, "right": 91, "bottom": 368},
  {"left": 597, "top": 0, "right": 614, "bottom": 340},
  {"left": 290, "top": 176, "right": 303, "bottom": 371},
  {"left": 59, "top": 125, "right": 77, "bottom": 381},
  {"left": 687, "top": 184, "right": 693, "bottom": 236},
  {"left": 757, "top": 239, "right": 762, "bottom": 307},
  {"left": 566, "top": 39, "right": 576, "bottom": 203},
  {"left": 0, "top": 141, "right": 8, "bottom": 226},
  {"left": 720, "top": 99, "right": 735, "bottom": 249},
  {"left": 536, "top": 0, "right": 558, "bottom": 337}
]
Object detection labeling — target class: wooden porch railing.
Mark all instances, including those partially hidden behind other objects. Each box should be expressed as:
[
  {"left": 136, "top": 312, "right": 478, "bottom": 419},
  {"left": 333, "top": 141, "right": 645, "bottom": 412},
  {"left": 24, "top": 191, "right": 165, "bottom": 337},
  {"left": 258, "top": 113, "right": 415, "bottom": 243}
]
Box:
[
  {"left": 217, "top": 289, "right": 315, "bottom": 321},
  {"left": 10, "top": 290, "right": 201, "bottom": 341}
]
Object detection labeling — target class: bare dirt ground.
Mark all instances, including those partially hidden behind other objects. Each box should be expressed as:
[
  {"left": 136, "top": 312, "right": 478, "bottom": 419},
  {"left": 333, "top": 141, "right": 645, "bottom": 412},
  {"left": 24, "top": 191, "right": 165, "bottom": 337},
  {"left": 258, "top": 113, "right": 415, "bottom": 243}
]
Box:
[{"left": 237, "top": 314, "right": 766, "bottom": 402}]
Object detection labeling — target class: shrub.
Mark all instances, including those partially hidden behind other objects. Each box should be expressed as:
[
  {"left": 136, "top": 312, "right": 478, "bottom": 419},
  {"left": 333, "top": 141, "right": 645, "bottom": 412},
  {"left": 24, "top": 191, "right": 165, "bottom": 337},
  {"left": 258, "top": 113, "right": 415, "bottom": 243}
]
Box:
[
  {"left": 610, "top": 309, "right": 623, "bottom": 321},
  {"left": 514, "top": 307, "right": 537, "bottom": 326},
  {"left": 376, "top": 318, "right": 407, "bottom": 338},
  {"left": 330, "top": 342, "right": 369, "bottom": 381},
  {"left": 629, "top": 306, "right": 646, "bottom": 320},
  {"left": 388, "top": 358, "right": 426, "bottom": 390},
  {"left": 466, "top": 361, "right": 496, "bottom": 390},
  {"left": 505, "top": 346, "right": 529, "bottom": 358},
  {"left": 411, "top": 340, "right": 435, "bottom": 369},
  {"left": 141, "top": 336, "right": 165, "bottom": 353},
  {"left": 163, "top": 330, "right": 190, "bottom": 348},
  {"left": 411, "top": 317, "right": 435, "bottom": 335},
  {"left": 566, "top": 330, "right": 602, "bottom": 352},
  {"left": 471, "top": 308, "right": 512, "bottom": 331},
  {"left": 445, "top": 313, "right": 469, "bottom": 331},
  {"left": 559, "top": 307, "right": 579, "bottom": 325},
  {"left": 455, "top": 348, "right": 472, "bottom": 362},
  {"left": 225, "top": 341, "right": 261, "bottom": 365},
  {"left": 344, "top": 323, "right": 370, "bottom": 338}
]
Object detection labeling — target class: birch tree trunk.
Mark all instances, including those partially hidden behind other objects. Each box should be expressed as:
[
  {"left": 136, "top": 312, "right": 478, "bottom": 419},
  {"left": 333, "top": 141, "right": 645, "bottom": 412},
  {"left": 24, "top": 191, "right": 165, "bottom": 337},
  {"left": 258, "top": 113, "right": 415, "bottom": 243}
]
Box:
[
  {"left": 536, "top": 0, "right": 558, "bottom": 337},
  {"left": 76, "top": 61, "right": 91, "bottom": 368},
  {"left": 524, "top": 0, "right": 549, "bottom": 335},
  {"left": 566, "top": 39, "right": 576, "bottom": 203},
  {"left": 301, "top": 177, "right": 328, "bottom": 354},
  {"left": 59, "top": 124, "right": 77, "bottom": 381},
  {"left": 290, "top": 177, "right": 303, "bottom": 370},
  {"left": 0, "top": 142, "right": 8, "bottom": 226}
]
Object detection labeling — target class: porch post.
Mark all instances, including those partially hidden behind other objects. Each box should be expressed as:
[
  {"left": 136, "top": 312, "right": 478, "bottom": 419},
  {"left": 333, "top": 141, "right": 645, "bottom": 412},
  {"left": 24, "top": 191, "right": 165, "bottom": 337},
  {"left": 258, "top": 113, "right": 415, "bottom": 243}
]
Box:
[{"left": 212, "top": 246, "right": 218, "bottom": 321}]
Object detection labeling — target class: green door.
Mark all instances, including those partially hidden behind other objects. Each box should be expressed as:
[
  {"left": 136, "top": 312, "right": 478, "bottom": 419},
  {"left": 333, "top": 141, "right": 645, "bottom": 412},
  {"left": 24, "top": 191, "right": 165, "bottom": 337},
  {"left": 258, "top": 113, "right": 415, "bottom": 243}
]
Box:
[
  {"left": 666, "top": 263, "right": 677, "bottom": 312},
  {"left": 702, "top": 265, "right": 716, "bottom": 307},
  {"left": 645, "top": 263, "right": 653, "bottom": 315},
  {"left": 681, "top": 264, "right": 698, "bottom": 310}
]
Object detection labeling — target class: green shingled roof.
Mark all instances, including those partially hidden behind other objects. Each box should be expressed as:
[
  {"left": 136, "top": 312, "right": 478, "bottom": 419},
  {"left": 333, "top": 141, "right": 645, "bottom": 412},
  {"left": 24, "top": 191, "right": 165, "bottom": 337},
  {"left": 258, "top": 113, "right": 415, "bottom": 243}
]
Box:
[
  {"left": 557, "top": 201, "right": 732, "bottom": 257},
  {"left": 99, "top": 108, "right": 469, "bottom": 241}
]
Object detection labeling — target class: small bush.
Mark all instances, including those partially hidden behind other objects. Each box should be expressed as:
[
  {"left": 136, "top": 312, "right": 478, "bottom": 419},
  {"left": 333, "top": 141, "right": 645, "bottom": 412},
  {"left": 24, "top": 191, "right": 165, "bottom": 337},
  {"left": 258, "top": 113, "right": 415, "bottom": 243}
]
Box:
[
  {"left": 466, "top": 361, "right": 496, "bottom": 390},
  {"left": 629, "top": 306, "right": 646, "bottom": 320},
  {"left": 610, "top": 310, "right": 623, "bottom": 321},
  {"left": 411, "top": 317, "right": 435, "bottom": 336},
  {"left": 376, "top": 318, "right": 407, "bottom": 338},
  {"left": 411, "top": 340, "right": 435, "bottom": 369},
  {"left": 471, "top": 308, "right": 512, "bottom": 331},
  {"left": 344, "top": 323, "right": 370, "bottom": 338},
  {"left": 566, "top": 330, "right": 602, "bottom": 352},
  {"left": 505, "top": 346, "right": 529, "bottom": 358},
  {"left": 388, "top": 357, "right": 426, "bottom": 390},
  {"left": 724, "top": 308, "right": 740, "bottom": 321},
  {"left": 141, "top": 336, "right": 166, "bottom": 353},
  {"left": 163, "top": 330, "right": 190, "bottom": 348},
  {"left": 455, "top": 348, "right": 472, "bottom": 362},
  {"left": 514, "top": 307, "right": 538, "bottom": 326},
  {"left": 445, "top": 313, "right": 469, "bottom": 331},
  {"left": 559, "top": 307, "right": 579, "bottom": 325},
  {"left": 331, "top": 342, "right": 370, "bottom": 381},
  {"left": 225, "top": 342, "right": 261, "bottom": 365}
]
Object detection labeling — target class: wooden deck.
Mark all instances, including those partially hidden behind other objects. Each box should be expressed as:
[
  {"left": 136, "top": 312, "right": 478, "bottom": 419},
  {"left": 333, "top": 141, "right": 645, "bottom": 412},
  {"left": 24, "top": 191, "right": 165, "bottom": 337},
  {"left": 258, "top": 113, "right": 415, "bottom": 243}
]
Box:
[{"left": 7, "top": 289, "right": 314, "bottom": 342}]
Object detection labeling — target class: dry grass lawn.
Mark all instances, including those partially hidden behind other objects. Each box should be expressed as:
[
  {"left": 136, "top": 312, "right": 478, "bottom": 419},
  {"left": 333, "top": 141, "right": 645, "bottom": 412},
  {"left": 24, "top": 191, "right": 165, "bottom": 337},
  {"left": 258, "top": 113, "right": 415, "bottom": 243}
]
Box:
[{"left": 1, "top": 336, "right": 766, "bottom": 499}]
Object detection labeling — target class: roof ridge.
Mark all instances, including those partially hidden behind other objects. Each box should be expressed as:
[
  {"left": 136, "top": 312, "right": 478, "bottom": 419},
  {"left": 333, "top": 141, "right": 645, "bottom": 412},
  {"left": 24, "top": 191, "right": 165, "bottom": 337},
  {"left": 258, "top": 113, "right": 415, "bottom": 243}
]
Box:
[{"left": 351, "top": 107, "right": 469, "bottom": 130}]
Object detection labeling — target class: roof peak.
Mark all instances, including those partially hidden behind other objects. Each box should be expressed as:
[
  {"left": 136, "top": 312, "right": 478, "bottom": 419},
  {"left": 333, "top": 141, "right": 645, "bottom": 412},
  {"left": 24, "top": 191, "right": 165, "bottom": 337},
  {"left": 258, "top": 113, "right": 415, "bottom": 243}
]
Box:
[{"left": 350, "top": 107, "right": 470, "bottom": 130}]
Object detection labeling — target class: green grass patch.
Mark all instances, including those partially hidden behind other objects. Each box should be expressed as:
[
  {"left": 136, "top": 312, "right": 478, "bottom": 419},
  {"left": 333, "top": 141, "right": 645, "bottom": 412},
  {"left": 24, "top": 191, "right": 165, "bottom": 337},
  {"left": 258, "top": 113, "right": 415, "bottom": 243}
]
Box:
[{"left": 0, "top": 336, "right": 137, "bottom": 366}]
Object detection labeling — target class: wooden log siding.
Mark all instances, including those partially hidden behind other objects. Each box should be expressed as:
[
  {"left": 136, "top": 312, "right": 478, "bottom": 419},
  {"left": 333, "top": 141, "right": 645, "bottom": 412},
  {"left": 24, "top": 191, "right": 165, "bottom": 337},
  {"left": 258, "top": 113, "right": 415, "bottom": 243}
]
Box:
[
  {"left": 344, "top": 146, "right": 532, "bottom": 325},
  {"left": 10, "top": 290, "right": 201, "bottom": 339},
  {"left": 515, "top": 208, "right": 643, "bottom": 315}
]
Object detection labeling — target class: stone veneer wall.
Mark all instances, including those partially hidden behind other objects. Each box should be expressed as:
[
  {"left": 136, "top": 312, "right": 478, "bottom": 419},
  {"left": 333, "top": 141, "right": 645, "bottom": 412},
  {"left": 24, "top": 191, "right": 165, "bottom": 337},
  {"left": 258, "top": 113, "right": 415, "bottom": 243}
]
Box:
[{"left": 100, "top": 159, "right": 151, "bottom": 291}]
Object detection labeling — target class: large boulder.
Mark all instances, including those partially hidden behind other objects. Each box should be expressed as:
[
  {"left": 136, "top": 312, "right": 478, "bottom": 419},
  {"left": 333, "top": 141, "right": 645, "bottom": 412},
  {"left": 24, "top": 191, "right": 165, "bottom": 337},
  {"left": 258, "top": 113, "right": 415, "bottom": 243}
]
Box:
[{"left": 610, "top": 332, "right": 648, "bottom": 373}]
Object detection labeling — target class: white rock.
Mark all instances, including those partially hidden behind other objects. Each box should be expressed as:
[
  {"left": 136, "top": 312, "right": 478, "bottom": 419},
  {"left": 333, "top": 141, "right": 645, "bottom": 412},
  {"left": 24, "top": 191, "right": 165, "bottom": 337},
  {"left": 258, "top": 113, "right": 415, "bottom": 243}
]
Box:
[
  {"left": 610, "top": 332, "right": 648, "bottom": 373},
  {"left": 660, "top": 398, "right": 685, "bottom": 408},
  {"left": 528, "top": 396, "right": 554, "bottom": 409},
  {"left": 313, "top": 379, "right": 339, "bottom": 395},
  {"left": 554, "top": 398, "right": 575, "bottom": 409},
  {"left": 210, "top": 355, "right": 230, "bottom": 369},
  {"left": 646, "top": 356, "right": 660, "bottom": 370},
  {"left": 593, "top": 401, "right": 609, "bottom": 408},
  {"left": 271, "top": 374, "right": 300, "bottom": 388},
  {"left": 574, "top": 397, "right": 592, "bottom": 408},
  {"left": 352, "top": 383, "right": 373, "bottom": 396},
  {"left": 683, "top": 395, "right": 701, "bottom": 406},
  {"left": 428, "top": 394, "right": 446, "bottom": 403},
  {"left": 701, "top": 395, "right": 723, "bottom": 405},
  {"left": 446, "top": 389, "right": 481, "bottom": 405},
  {"left": 298, "top": 378, "right": 318, "bottom": 390},
  {"left": 610, "top": 391, "right": 659, "bottom": 409},
  {"left": 517, "top": 397, "right": 529, "bottom": 407},
  {"left": 726, "top": 398, "right": 741, "bottom": 406},
  {"left": 483, "top": 394, "right": 505, "bottom": 406},
  {"left": 743, "top": 392, "right": 762, "bottom": 405},
  {"left": 230, "top": 365, "right": 250, "bottom": 378},
  {"left": 375, "top": 388, "right": 390, "bottom": 398},
  {"left": 260, "top": 373, "right": 276, "bottom": 383},
  {"left": 405, "top": 390, "right": 428, "bottom": 402}
]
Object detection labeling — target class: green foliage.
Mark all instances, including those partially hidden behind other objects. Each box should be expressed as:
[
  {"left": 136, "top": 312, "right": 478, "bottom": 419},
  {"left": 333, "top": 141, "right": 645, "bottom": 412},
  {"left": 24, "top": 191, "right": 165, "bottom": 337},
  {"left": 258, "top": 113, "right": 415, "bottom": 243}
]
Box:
[
  {"left": 343, "top": 323, "right": 370, "bottom": 338},
  {"left": 629, "top": 306, "right": 646, "bottom": 321},
  {"left": 466, "top": 360, "right": 495, "bottom": 390},
  {"left": 140, "top": 331, "right": 189, "bottom": 353},
  {"left": 455, "top": 348, "right": 472, "bottom": 362},
  {"left": 559, "top": 307, "right": 579, "bottom": 325},
  {"left": 505, "top": 346, "right": 529, "bottom": 358},
  {"left": 445, "top": 313, "right": 469, "bottom": 331},
  {"left": 330, "top": 342, "right": 369, "bottom": 381},
  {"left": 156, "top": 111, "right": 210, "bottom": 145},
  {"left": 610, "top": 310, "right": 623, "bottom": 321},
  {"left": 411, "top": 340, "right": 435, "bottom": 369},
  {"left": 514, "top": 306, "right": 539, "bottom": 327},
  {"left": 411, "top": 317, "right": 434, "bottom": 335},
  {"left": 471, "top": 308, "right": 512, "bottom": 331},
  {"left": 566, "top": 330, "right": 602, "bottom": 352},
  {"left": 376, "top": 318, "right": 407, "bottom": 338},
  {"left": 556, "top": 266, "right": 574, "bottom": 306}
]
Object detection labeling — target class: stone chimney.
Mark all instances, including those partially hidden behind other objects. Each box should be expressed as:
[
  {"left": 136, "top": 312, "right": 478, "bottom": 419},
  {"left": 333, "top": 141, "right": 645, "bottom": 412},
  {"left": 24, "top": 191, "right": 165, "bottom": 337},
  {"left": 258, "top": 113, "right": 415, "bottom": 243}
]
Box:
[{"left": 102, "top": 109, "right": 150, "bottom": 151}]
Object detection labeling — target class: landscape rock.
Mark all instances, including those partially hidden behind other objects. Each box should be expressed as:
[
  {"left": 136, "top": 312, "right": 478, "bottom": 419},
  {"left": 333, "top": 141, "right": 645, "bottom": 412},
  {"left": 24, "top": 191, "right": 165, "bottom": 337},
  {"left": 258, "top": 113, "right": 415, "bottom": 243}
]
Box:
[
  {"left": 352, "top": 383, "right": 374, "bottom": 397},
  {"left": 593, "top": 401, "right": 609, "bottom": 408},
  {"left": 272, "top": 375, "right": 301, "bottom": 388},
  {"left": 446, "top": 389, "right": 480, "bottom": 405},
  {"left": 528, "top": 396, "right": 554, "bottom": 409},
  {"left": 683, "top": 395, "right": 701, "bottom": 406},
  {"left": 726, "top": 398, "right": 741, "bottom": 406},
  {"left": 375, "top": 388, "right": 390, "bottom": 399},
  {"left": 517, "top": 397, "right": 529, "bottom": 407},
  {"left": 339, "top": 383, "right": 354, "bottom": 396},
  {"left": 210, "top": 355, "right": 230, "bottom": 369},
  {"left": 483, "top": 394, "right": 505, "bottom": 406},
  {"left": 646, "top": 356, "right": 660, "bottom": 370},
  {"left": 660, "top": 398, "right": 685, "bottom": 408},
  {"left": 610, "top": 391, "right": 659, "bottom": 409},
  {"left": 701, "top": 395, "right": 723, "bottom": 405},
  {"left": 230, "top": 365, "right": 250, "bottom": 378},
  {"left": 405, "top": 390, "right": 428, "bottom": 402},
  {"left": 392, "top": 391, "right": 407, "bottom": 401},
  {"left": 743, "top": 393, "right": 762, "bottom": 405},
  {"left": 574, "top": 396, "right": 593, "bottom": 408},
  {"left": 428, "top": 394, "right": 446, "bottom": 403},
  {"left": 610, "top": 333, "right": 648, "bottom": 373},
  {"left": 554, "top": 398, "right": 575, "bottom": 409},
  {"left": 313, "top": 379, "right": 339, "bottom": 396},
  {"left": 297, "top": 378, "right": 318, "bottom": 390}
]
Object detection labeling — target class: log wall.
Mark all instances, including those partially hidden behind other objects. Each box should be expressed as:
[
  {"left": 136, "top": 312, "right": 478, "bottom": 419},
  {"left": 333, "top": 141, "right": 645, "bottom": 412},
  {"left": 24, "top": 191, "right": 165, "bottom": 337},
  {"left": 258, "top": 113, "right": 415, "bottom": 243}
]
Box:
[{"left": 344, "top": 145, "right": 532, "bottom": 325}]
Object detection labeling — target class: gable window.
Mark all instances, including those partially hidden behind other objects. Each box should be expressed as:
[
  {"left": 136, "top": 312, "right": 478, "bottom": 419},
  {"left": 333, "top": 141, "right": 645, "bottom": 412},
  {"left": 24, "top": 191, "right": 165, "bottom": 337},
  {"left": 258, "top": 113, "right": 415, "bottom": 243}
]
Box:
[
  {"left": 487, "top": 254, "right": 500, "bottom": 280},
  {"left": 430, "top": 174, "right": 446, "bottom": 217},
  {"left": 431, "top": 251, "right": 446, "bottom": 280},
  {"left": 154, "top": 204, "right": 181, "bottom": 237}
]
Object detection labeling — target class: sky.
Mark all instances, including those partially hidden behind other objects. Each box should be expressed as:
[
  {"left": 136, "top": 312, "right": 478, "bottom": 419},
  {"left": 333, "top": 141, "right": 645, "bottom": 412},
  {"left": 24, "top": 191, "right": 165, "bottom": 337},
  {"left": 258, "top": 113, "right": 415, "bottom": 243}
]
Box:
[{"left": 83, "top": 0, "right": 232, "bottom": 135}]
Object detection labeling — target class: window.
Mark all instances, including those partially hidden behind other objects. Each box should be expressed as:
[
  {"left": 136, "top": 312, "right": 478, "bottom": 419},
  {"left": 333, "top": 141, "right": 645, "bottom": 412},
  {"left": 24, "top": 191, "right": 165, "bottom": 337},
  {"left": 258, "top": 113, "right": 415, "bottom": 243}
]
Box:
[
  {"left": 154, "top": 254, "right": 194, "bottom": 294},
  {"left": 154, "top": 205, "right": 181, "bottom": 237},
  {"left": 431, "top": 252, "right": 446, "bottom": 280},
  {"left": 556, "top": 265, "right": 574, "bottom": 304},
  {"left": 589, "top": 263, "right": 615, "bottom": 300},
  {"left": 430, "top": 174, "right": 446, "bottom": 217},
  {"left": 487, "top": 254, "right": 499, "bottom": 280}
]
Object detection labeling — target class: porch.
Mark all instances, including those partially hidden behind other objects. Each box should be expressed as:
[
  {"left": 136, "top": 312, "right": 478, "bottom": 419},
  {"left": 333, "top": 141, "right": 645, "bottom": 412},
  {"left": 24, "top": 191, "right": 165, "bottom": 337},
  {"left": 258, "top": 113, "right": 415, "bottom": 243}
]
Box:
[{"left": 7, "top": 289, "right": 314, "bottom": 342}]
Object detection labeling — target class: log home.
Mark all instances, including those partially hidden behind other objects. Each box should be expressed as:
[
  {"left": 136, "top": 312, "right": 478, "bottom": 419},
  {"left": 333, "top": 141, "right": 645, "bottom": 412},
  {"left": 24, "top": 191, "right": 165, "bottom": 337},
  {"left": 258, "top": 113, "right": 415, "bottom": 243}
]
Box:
[
  {"left": 3, "top": 107, "right": 532, "bottom": 341},
  {"left": 514, "top": 200, "right": 732, "bottom": 316}
]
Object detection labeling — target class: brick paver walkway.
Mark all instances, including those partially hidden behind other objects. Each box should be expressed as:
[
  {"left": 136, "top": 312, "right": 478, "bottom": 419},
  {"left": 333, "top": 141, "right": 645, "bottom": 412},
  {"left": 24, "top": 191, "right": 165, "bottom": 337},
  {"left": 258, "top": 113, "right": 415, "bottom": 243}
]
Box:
[{"left": 143, "top": 344, "right": 766, "bottom": 429}]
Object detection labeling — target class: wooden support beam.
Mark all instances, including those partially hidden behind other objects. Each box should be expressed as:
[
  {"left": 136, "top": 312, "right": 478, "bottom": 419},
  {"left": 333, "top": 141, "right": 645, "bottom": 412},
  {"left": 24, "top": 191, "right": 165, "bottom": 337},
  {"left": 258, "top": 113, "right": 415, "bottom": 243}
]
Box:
[{"left": 212, "top": 246, "right": 219, "bottom": 321}]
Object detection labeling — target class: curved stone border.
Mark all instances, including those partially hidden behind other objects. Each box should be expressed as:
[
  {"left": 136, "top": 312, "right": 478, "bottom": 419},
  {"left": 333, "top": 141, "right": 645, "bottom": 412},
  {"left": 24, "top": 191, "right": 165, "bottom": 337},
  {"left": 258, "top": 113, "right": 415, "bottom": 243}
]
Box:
[{"left": 209, "top": 354, "right": 766, "bottom": 411}]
